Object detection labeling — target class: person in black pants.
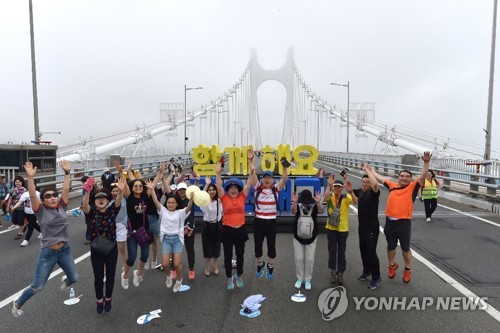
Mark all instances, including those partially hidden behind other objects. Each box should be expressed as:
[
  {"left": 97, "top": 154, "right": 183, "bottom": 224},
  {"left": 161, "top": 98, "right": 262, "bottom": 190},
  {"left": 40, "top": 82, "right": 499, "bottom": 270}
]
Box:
[
  {"left": 82, "top": 179, "right": 124, "bottom": 314},
  {"left": 351, "top": 165, "right": 381, "bottom": 290}
]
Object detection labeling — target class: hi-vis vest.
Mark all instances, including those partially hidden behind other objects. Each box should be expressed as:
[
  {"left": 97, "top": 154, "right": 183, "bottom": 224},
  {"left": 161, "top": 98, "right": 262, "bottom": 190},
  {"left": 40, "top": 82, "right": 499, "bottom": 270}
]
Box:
[{"left": 421, "top": 179, "right": 438, "bottom": 199}]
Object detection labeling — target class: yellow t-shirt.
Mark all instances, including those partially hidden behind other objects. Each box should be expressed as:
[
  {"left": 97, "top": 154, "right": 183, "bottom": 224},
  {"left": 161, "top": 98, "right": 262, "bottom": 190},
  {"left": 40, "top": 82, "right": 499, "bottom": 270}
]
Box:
[{"left": 326, "top": 194, "right": 352, "bottom": 232}]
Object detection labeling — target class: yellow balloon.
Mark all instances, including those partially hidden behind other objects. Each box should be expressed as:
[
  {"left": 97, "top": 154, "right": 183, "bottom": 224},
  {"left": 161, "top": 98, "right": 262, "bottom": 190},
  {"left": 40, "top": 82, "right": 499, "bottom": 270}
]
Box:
[
  {"left": 186, "top": 185, "right": 201, "bottom": 199},
  {"left": 193, "top": 190, "right": 211, "bottom": 208}
]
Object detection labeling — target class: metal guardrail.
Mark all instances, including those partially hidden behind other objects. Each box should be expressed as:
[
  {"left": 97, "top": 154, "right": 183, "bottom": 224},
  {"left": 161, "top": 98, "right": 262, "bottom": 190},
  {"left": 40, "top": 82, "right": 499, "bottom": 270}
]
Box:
[{"left": 319, "top": 153, "right": 500, "bottom": 202}]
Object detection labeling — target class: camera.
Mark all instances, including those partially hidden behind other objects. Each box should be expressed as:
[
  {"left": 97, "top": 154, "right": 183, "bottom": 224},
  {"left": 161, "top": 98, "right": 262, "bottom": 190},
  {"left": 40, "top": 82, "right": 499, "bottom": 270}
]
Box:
[{"left": 340, "top": 167, "right": 349, "bottom": 177}]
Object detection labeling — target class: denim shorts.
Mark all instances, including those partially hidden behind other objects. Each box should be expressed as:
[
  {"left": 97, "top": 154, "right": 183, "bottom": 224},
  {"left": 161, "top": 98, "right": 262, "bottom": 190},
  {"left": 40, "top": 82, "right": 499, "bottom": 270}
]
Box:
[
  {"left": 148, "top": 215, "right": 160, "bottom": 236},
  {"left": 162, "top": 234, "right": 183, "bottom": 254}
]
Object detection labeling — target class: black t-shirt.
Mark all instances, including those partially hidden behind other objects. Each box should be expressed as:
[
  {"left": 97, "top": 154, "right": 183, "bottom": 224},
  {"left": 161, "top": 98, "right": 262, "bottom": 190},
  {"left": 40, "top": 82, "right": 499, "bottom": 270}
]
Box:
[
  {"left": 145, "top": 190, "right": 160, "bottom": 216},
  {"left": 126, "top": 195, "right": 150, "bottom": 231},
  {"left": 293, "top": 202, "right": 319, "bottom": 245},
  {"left": 353, "top": 188, "right": 380, "bottom": 230},
  {"left": 180, "top": 197, "right": 196, "bottom": 229}
]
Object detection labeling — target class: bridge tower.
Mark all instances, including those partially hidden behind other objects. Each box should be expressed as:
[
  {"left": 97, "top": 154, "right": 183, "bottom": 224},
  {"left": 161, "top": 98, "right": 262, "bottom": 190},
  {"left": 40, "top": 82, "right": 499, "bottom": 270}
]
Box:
[{"left": 248, "top": 49, "right": 295, "bottom": 148}]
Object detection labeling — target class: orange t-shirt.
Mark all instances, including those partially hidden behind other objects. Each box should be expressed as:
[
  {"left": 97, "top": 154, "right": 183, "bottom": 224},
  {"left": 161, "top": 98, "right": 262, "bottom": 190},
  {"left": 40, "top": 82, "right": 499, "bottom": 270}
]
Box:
[
  {"left": 384, "top": 179, "right": 421, "bottom": 219},
  {"left": 221, "top": 193, "right": 247, "bottom": 227}
]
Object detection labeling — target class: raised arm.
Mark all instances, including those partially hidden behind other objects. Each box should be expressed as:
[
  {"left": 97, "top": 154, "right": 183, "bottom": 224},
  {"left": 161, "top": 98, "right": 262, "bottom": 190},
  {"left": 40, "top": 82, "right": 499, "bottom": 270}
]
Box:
[
  {"left": 81, "top": 184, "right": 92, "bottom": 214},
  {"left": 344, "top": 178, "right": 358, "bottom": 205},
  {"left": 417, "top": 151, "right": 432, "bottom": 185},
  {"left": 324, "top": 174, "right": 334, "bottom": 201},
  {"left": 183, "top": 192, "right": 194, "bottom": 214},
  {"left": 215, "top": 163, "right": 225, "bottom": 198},
  {"left": 203, "top": 176, "right": 211, "bottom": 191},
  {"left": 114, "top": 177, "right": 125, "bottom": 208},
  {"left": 23, "top": 162, "right": 41, "bottom": 212},
  {"left": 291, "top": 192, "right": 299, "bottom": 214},
  {"left": 362, "top": 162, "right": 379, "bottom": 193},
  {"left": 314, "top": 190, "right": 325, "bottom": 214},
  {"left": 162, "top": 163, "right": 175, "bottom": 195},
  {"left": 146, "top": 180, "right": 162, "bottom": 211},
  {"left": 150, "top": 161, "right": 165, "bottom": 189},
  {"left": 248, "top": 148, "right": 259, "bottom": 187},
  {"left": 362, "top": 161, "right": 385, "bottom": 185},
  {"left": 277, "top": 163, "right": 288, "bottom": 190},
  {"left": 243, "top": 163, "right": 255, "bottom": 196},
  {"left": 59, "top": 160, "right": 71, "bottom": 204},
  {"left": 126, "top": 163, "right": 135, "bottom": 181}
]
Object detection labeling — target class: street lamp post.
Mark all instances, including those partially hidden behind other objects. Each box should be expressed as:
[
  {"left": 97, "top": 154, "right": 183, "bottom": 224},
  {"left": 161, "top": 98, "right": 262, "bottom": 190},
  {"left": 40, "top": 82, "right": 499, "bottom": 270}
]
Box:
[
  {"left": 330, "top": 81, "right": 350, "bottom": 152},
  {"left": 184, "top": 84, "right": 203, "bottom": 154}
]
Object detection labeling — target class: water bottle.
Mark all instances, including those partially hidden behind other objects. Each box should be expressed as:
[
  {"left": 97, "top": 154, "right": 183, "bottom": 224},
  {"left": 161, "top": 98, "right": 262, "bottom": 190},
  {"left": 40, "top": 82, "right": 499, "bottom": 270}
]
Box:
[
  {"left": 5, "top": 213, "right": 10, "bottom": 222},
  {"left": 69, "top": 287, "right": 75, "bottom": 299}
]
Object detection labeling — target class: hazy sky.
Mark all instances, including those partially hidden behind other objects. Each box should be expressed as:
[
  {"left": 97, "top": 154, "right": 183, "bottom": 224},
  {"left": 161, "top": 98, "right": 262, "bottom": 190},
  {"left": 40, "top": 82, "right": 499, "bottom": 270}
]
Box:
[{"left": 1, "top": 0, "right": 498, "bottom": 158}]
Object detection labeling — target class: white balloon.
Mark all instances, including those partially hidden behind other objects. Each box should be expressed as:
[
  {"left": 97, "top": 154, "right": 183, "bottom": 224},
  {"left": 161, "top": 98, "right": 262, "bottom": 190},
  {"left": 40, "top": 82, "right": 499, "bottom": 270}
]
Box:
[
  {"left": 186, "top": 185, "right": 201, "bottom": 199},
  {"left": 193, "top": 190, "right": 211, "bottom": 208}
]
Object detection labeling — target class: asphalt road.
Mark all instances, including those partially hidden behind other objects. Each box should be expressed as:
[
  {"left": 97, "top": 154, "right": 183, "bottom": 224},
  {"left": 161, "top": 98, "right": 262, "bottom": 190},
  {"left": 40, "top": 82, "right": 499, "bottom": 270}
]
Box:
[{"left": 0, "top": 162, "right": 499, "bottom": 332}]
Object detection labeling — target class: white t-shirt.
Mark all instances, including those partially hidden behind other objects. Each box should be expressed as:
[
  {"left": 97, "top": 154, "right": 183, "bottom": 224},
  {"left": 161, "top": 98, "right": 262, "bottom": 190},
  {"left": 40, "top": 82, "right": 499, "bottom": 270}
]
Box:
[
  {"left": 200, "top": 199, "right": 223, "bottom": 223},
  {"left": 19, "top": 191, "right": 40, "bottom": 215},
  {"left": 159, "top": 206, "right": 187, "bottom": 243}
]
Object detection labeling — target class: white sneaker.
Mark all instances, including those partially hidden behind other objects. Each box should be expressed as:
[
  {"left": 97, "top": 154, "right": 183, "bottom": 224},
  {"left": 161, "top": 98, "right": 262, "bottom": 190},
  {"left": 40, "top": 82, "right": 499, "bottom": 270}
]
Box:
[
  {"left": 294, "top": 279, "right": 303, "bottom": 289},
  {"left": 37, "top": 234, "right": 42, "bottom": 239},
  {"left": 121, "top": 272, "right": 129, "bottom": 290},
  {"left": 166, "top": 272, "right": 173, "bottom": 288},
  {"left": 173, "top": 279, "right": 182, "bottom": 293},
  {"left": 144, "top": 261, "right": 150, "bottom": 270},
  {"left": 152, "top": 260, "right": 157, "bottom": 269},
  {"left": 9, "top": 225, "right": 19, "bottom": 230},
  {"left": 20, "top": 240, "right": 29, "bottom": 247},
  {"left": 426, "top": 217, "right": 431, "bottom": 223},
  {"left": 133, "top": 270, "right": 143, "bottom": 287},
  {"left": 60, "top": 275, "right": 68, "bottom": 291},
  {"left": 11, "top": 301, "right": 23, "bottom": 318}
]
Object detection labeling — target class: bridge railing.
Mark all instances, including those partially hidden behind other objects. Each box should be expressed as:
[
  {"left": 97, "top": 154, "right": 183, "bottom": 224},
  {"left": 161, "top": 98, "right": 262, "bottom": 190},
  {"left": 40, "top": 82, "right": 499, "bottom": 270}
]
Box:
[{"left": 319, "top": 152, "right": 500, "bottom": 201}]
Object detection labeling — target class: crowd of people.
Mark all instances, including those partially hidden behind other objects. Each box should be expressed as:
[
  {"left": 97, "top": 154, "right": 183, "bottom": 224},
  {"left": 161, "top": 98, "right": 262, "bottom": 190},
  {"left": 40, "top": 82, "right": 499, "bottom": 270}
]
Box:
[{"left": 5, "top": 150, "right": 435, "bottom": 317}]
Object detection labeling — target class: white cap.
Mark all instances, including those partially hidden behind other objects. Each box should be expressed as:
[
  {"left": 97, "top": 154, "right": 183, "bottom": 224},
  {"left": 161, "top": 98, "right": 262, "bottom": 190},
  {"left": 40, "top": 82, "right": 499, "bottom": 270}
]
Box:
[
  {"left": 169, "top": 184, "right": 177, "bottom": 191},
  {"left": 177, "top": 182, "right": 188, "bottom": 190}
]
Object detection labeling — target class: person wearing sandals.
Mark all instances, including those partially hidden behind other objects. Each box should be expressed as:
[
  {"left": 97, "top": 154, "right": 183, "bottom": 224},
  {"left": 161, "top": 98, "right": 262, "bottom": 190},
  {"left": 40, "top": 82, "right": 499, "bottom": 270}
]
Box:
[
  {"left": 290, "top": 189, "right": 324, "bottom": 290},
  {"left": 200, "top": 178, "right": 223, "bottom": 277},
  {"left": 82, "top": 178, "right": 124, "bottom": 314},
  {"left": 12, "top": 161, "right": 78, "bottom": 318},
  {"left": 215, "top": 151, "right": 255, "bottom": 290},
  {"left": 147, "top": 181, "right": 193, "bottom": 292}
]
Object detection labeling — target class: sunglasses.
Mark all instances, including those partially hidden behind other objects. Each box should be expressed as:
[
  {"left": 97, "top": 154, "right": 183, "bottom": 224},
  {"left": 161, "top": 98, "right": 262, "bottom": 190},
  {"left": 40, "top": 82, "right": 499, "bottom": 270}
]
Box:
[{"left": 43, "top": 192, "right": 59, "bottom": 199}]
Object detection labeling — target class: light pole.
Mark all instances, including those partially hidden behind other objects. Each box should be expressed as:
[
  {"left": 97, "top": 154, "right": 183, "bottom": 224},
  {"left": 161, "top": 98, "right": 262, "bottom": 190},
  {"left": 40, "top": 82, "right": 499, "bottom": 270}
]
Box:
[
  {"left": 330, "top": 81, "right": 350, "bottom": 152},
  {"left": 184, "top": 84, "right": 203, "bottom": 154},
  {"left": 29, "top": 0, "right": 40, "bottom": 143},
  {"left": 485, "top": 0, "right": 497, "bottom": 162}
]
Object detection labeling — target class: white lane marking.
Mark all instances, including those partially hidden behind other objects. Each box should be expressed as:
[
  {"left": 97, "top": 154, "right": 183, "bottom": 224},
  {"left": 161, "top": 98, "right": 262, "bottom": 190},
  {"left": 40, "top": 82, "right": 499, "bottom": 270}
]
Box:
[
  {"left": 437, "top": 203, "right": 500, "bottom": 228},
  {"left": 0, "top": 251, "right": 90, "bottom": 310},
  {"left": 350, "top": 205, "right": 500, "bottom": 323}
]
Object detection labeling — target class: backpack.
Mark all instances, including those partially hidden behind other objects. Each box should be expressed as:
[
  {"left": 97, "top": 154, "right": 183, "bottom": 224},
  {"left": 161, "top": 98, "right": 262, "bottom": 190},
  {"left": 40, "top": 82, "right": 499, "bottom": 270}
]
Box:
[
  {"left": 254, "top": 185, "right": 280, "bottom": 214},
  {"left": 297, "top": 203, "right": 315, "bottom": 239}
]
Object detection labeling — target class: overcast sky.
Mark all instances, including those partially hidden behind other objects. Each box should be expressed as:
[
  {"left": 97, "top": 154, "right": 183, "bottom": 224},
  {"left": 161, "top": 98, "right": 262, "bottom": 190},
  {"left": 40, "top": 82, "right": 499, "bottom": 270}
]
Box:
[{"left": 1, "top": 0, "right": 498, "bottom": 159}]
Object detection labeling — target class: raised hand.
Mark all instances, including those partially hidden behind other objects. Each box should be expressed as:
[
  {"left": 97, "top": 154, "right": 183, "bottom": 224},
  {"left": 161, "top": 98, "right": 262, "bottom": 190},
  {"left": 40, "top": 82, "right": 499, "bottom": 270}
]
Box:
[
  {"left": 327, "top": 174, "right": 335, "bottom": 187},
  {"left": 116, "top": 177, "right": 126, "bottom": 191},
  {"left": 113, "top": 160, "right": 122, "bottom": 171},
  {"left": 345, "top": 180, "right": 353, "bottom": 193},
  {"left": 24, "top": 161, "right": 37, "bottom": 177},
  {"left": 59, "top": 160, "right": 71, "bottom": 172},
  {"left": 247, "top": 148, "right": 254, "bottom": 161},
  {"left": 292, "top": 192, "right": 298, "bottom": 203},
  {"left": 314, "top": 191, "right": 322, "bottom": 203},
  {"left": 422, "top": 151, "right": 432, "bottom": 162},
  {"left": 205, "top": 176, "right": 212, "bottom": 185},
  {"left": 160, "top": 161, "right": 165, "bottom": 174},
  {"left": 215, "top": 163, "right": 222, "bottom": 174}
]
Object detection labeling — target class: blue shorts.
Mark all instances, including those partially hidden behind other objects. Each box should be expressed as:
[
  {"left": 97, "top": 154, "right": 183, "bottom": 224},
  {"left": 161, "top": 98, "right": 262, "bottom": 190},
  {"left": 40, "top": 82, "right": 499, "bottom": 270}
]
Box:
[
  {"left": 162, "top": 234, "right": 183, "bottom": 254},
  {"left": 148, "top": 215, "right": 160, "bottom": 236}
]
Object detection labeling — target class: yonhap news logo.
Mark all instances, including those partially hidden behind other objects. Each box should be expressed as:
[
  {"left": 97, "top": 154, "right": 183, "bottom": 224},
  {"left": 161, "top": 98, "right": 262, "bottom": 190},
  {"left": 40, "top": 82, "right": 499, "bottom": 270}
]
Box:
[
  {"left": 317, "top": 286, "right": 349, "bottom": 321},
  {"left": 317, "top": 287, "right": 488, "bottom": 321}
]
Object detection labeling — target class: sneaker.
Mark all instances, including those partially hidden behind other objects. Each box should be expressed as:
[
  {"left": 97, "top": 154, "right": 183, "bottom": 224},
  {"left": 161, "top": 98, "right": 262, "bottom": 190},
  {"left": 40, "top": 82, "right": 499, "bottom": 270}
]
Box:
[
  {"left": 166, "top": 272, "right": 173, "bottom": 288},
  {"left": 173, "top": 279, "right": 182, "bottom": 293},
  {"left": 96, "top": 300, "right": 104, "bottom": 315},
  {"left": 11, "top": 301, "right": 23, "bottom": 318},
  {"left": 403, "top": 269, "right": 412, "bottom": 283},
  {"left": 14, "top": 234, "right": 23, "bottom": 240},
  {"left": 368, "top": 278, "right": 382, "bottom": 290},
  {"left": 256, "top": 261, "right": 265, "bottom": 278},
  {"left": 189, "top": 270, "right": 195, "bottom": 280},
  {"left": 121, "top": 272, "right": 129, "bottom": 290},
  {"left": 234, "top": 273, "right": 244, "bottom": 288},
  {"left": 337, "top": 272, "right": 344, "bottom": 285},
  {"left": 151, "top": 260, "right": 157, "bottom": 269},
  {"left": 20, "top": 240, "right": 29, "bottom": 247},
  {"left": 132, "top": 270, "right": 143, "bottom": 287},
  {"left": 60, "top": 275, "right": 68, "bottom": 291},
  {"left": 330, "top": 271, "right": 337, "bottom": 284},
  {"left": 357, "top": 272, "right": 371, "bottom": 281},
  {"left": 388, "top": 263, "right": 399, "bottom": 279},
  {"left": 305, "top": 280, "right": 312, "bottom": 290},
  {"left": 294, "top": 279, "right": 303, "bottom": 289},
  {"left": 266, "top": 263, "right": 274, "bottom": 280},
  {"left": 144, "top": 261, "right": 150, "bottom": 270},
  {"left": 9, "top": 225, "right": 19, "bottom": 230},
  {"left": 104, "top": 298, "right": 112, "bottom": 313},
  {"left": 426, "top": 217, "right": 431, "bottom": 223},
  {"left": 227, "top": 276, "right": 234, "bottom": 290},
  {"left": 37, "top": 234, "right": 42, "bottom": 239}
]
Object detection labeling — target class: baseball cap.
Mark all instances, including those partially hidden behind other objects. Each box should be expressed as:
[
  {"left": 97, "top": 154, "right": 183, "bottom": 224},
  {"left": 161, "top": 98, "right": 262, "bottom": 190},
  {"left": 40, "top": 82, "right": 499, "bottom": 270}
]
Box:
[
  {"left": 94, "top": 192, "right": 110, "bottom": 200},
  {"left": 262, "top": 171, "right": 274, "bottom": 178},
  {"left": 0, "top": 173, "right": 5, "bottom": 178},
  {"left": 104, "top": 168, "right": 110, "bottom": 172},
  {"left": 177, "top": 182, "right": 188, "bottom": 190},
  {"left": 333, "top": 179, "right": 344, "bottom": 187}
]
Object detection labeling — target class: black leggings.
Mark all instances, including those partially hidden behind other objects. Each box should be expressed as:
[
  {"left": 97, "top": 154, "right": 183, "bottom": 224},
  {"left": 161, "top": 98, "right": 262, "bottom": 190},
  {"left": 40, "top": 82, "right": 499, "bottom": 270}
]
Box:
[
  {"left": 253, "top": 218, "right": 277, "bottom": 259},
  {"left": 24, "top": 213, "right": 40, "bottom": 241},
  {"left": 202, "top": 222, "right": 221, "bottom": 259},
  {"left": 423, "top": 198, "right": 438, "bottom": 218},
  {"left": 185, "top": 232, "right": 196, "bottom": 270},
  {"left": 221, "top": 226, "right": 248, "bottom": 278},
  {"left": 90, "top": 244, "right": 118, "bottom": 300}
]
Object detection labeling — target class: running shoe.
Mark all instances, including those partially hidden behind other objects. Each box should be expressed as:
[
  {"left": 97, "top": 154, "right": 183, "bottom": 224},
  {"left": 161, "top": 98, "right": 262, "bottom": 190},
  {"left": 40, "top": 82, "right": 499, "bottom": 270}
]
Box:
[
  {"left": 368, "top": 278, "right": 382, "bottom": 290},
  {"left": 121, "top": 272, "right": 129, "bottom": 290},
  {"left": 266, "top": 263, "right": 274, "bottom": 280},
  {"left": 305, "top": 280, "right": 312, "bottom": 290},
  {"left": 388, "top": 263, "right": 399, "bottom": 279},
  {"left": 166, "top": 272, "right": 173, "bottom": 288},
  {"left": 227, "top": 276, "right": 234, "bottom": 290},
  {"left": 11, "top": 301, "right": 23, "bottom": 318},
  {"left": 256, "top": 261, "right": 265, "bottom": 278},
  {"left": 234, "top": 273, "right": 244, "bottom": 288},
  {"left": 173, "top": 279, "right": 182, "bottom": 293},
  {"left": 358, "top": 272, "right": 371, "bottom": 281},
  {"left": 294, "top": 279, "right": 303, "bottom": 289},
  {"left": 403, "top": 269, "right": 412, "bottom": 283}
]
